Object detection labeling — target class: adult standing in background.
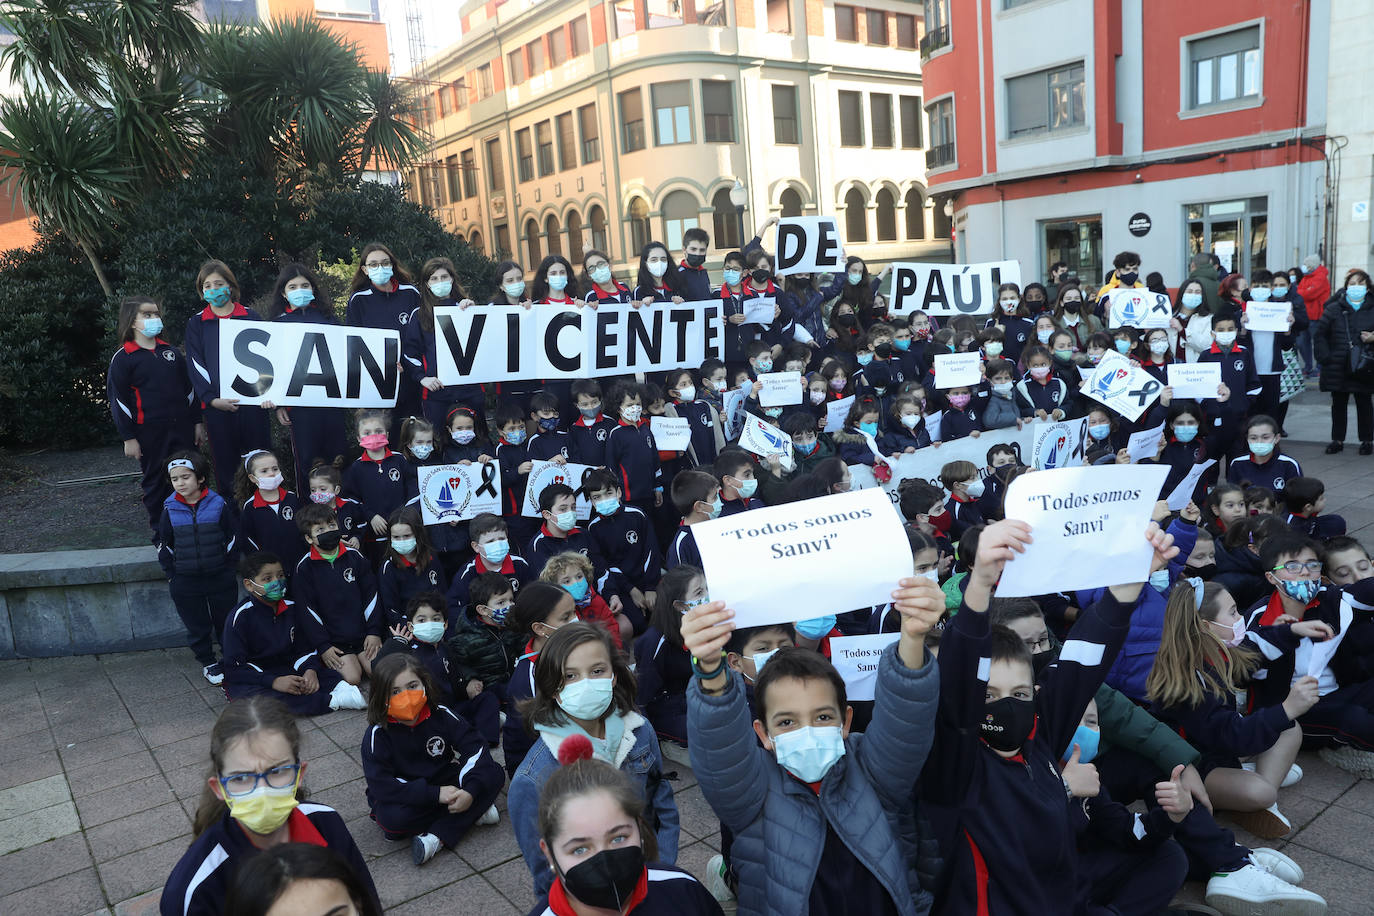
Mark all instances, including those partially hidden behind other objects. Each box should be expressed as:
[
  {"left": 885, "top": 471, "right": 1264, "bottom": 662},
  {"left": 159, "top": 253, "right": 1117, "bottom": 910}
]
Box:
[
  {"left": 1298, "top": 254, "right": 1331, "bottom": 377},
  {"left": 1313, "top": 269, "right": 1374, "bottom": 455}
]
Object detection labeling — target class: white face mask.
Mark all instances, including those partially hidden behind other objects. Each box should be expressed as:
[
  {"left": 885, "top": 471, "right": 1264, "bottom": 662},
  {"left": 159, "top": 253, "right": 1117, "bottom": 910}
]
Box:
[
  {"left": 621, "top": 405, "right": 643, "bottom": 422},
  {"left": 1216, "top": 331, "right": 1237, "bottom": 348},
  {"left": 647, "top": 260, "right": 668, "bottom": 278}
]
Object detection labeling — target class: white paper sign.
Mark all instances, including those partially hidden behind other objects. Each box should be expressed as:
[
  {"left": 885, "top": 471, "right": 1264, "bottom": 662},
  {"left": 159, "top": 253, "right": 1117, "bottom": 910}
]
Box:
[
  {"left": 742, "top": 297, "right": 777, "bottom": 326},
  {"left": 739, "top": 414, "right": 793, "bottom": 461},
  {"left": 1167, "top": 362, "right": 1222, "bottom": 400},
  {"left": 1246, "top": 303, "right": 1292, "bottom": 333},
  {"left": 758, "top": 371, "right": 804, "bottom": 407},
  {"left": 522, "top": 460, "right": 597, "bottom": 520},
  {"left": 694, "top": 488, "right": 911, "bottom": 627},
  {"left": 416, "top": 463, "right": 502, "bottom": 524},
  {"left": 830, "top": 633, "right": 901, "bottom": 701},
  {"left": 722, "top": 387, "right": 749, "bottom": 440},
  {"left": 824, "top": 395, "right": 855, "bottom": 433},
  {"left": 1127, "top": 423, "right": 1165, "bottom": 465},
  {"left": 1165, "top": 459, "right": 1217, "bottom": 511},
  {"left": 924, "top": 409, "right": 943, "bottom": 443},
  {"left": 1082, "top": 351, "right": 1163, "bottom": 422},
  {"left": 218, "top": 320, "right": 400, "bottom": 408},
  {"left": 1107, "top": 289, "right": 1173, "bottom": 329},
  {"left": 888, "top": 261, "right": 1022, "bottom": 316},
  {"left": 995, "top": 464, "right": 1171, "bottom": 597},
  {"left": 933, "top": 352, "right": 983, "bottom": 389},
  {"left": 649, "top": 416, "right": 692, "bottom": 451},
  {"left": 775, "top": 217, "right": 845, "bottom": 275}
]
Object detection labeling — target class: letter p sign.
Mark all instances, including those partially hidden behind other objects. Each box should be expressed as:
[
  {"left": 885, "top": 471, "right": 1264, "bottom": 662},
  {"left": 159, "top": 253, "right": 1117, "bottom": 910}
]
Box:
[{"left": 775, "top": 217, "right": 845, "bottom": 276}]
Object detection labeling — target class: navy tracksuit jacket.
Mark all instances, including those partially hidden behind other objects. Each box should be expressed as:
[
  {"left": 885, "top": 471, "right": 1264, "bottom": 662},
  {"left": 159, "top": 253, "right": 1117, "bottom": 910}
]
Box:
[
  {"left": 220, "top": 595, "right": 339, "bottom": 715},
  {"left": 293, "top": 546, "right": 382, "bottom": 653},
  {"left": 605, "top": 419, "right": 662, "bottom": 503},
  {"left": 238, "top": 491, "right": 307, "bottom": 573}
]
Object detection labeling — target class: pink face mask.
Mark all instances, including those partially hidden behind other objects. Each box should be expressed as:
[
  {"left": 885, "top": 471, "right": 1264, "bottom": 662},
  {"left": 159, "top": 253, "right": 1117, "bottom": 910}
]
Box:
[
  {"left": 829, "top": 377, "right": 846, "bottom": 391},
  {"left": 809, "top": 390, "right": 826, "bottom": 404},
  {"left": 360, "top": 433, "right": 388, "bottom": 450},
  {"left": 1029, "top": 366, "right": 1051, "bottom": 380},
  {"left": 948, "top": 394, "right": 971, "bottom": 409}
]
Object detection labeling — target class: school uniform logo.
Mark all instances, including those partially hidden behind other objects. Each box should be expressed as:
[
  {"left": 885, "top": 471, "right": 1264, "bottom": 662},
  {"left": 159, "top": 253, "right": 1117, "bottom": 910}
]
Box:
[
  {"left": 282, "top": 507, "right": 294, "bottom": 521},
  {"left": 429, "top": 570, "right": 439, "bottom": 585},
  {"left": 343, "top": 567, "right": 356, "bottom": 583},
  {"left": 398, "top": 311, "right": 410, "bottom": 325},
  {"left": 388, "top": 468, "right": 401, "bottom": 482},
  {"left": 626, "top": 530, "right": 639, "bottom": 545},
  {"left": 1234, "top": 359, "right": 1244, "bottom": 372},
  {"left": 596, "top": 429, "right": 608, "bottom": 442},
  {"left": 161, "top": 349, "right": 177, "bottom": 362},
  {"left": 425, "top": 736, "right": 446, "bottom": 757},
  {"left": 343, "top": 517, "right": 354, "bottom": 529},
  {"left": 1050, "top": 390, "right": 1061, "bottom": 403},
  {"left": 1273, "top": 477, "right": 1286, "bottom": 490},
  {"left": 699, "top": 415, "right": 710, "bottom": 426}
]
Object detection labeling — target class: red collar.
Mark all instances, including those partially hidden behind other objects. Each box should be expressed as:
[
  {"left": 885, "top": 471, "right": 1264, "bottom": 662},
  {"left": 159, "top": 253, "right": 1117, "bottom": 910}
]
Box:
[
  {"left": 199, "top": 303, "right": 248, "bottom": 320},
  {"left": 619, "top": 418, "right": 645, "bottom": 428},
  {"left": 573, "top": 414, "right": 605, "bottom": 428},
  {"left": 540, "top": 522, "right": 580, "bottom": 538},
  {"left": 743, "top": 279, "right": 777, "bottom": 296},
  {"left": 332, "top": 496, "right": 348, "bottom": 509},
  {"left": 679, "top": 259, "right": 706, "bottom": 271},
  {"left": 720, "top": 284, "right": 742, "bottom": 299},
  {"left": 1208, "top": 343, "right": 1244, "bottom": 354},
  {"left": 174, "top": 488, "right": 208, "bottom": 506},
  {"left": 1257, "top": 586, "right": 1319, "bottom": 626},
  {"left": 594, "top": 280, "right": 629, "bottom": 297},
  {"left": 122, "top": 338, "right": 170, "bottom": 353},
  {"left": 359, "top": 449, "right": 395, "bottom": 463},
  {"left": 547, "top": 870, "right": 648, "bottom": 915},
  {"left": 273, "top": 599, "right": 289, "bottom": 616},
  {"left": 951, "top": 493, "right": 976, "bottom": 504},
  {"left": 375, "top": 280, "right": 398, "bottom": 293},
  {"left": 309, "top": 545, "right": 342, "bottom": 561},
  {"left": 476, "top": 554, "right": 515, "bottom": 575},
  {"left": 252, "top": 490, "right": 286, "bottom": 509},
  {"left": 542, "top": 295, "right": 575, "bottom": 305},
  {"left": 386, "top": 705, "right": 432, "bottom": 726},
  {"left": 393, "top": 553, "right": 415, "bottom": 568}
]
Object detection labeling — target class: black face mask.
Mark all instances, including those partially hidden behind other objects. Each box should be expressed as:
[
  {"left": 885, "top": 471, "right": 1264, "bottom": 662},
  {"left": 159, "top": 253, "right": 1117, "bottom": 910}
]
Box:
[
  {"left": 751, "top": 268, "right": 771, "bottom": 285},
  {"left": 981, "top": 696, "right": 1036, "bottom": 753},
  {"left": 1061, "top": 301, "right": 1080, "bottom": 314},
  {"left": 838, "top": 313, "right": 858, "bottom": 328},
  {"left": 1185, "top": 562, "right": 1217, "bottom": 580},
  {"left": 315, "top": 529, "right": 343, "bottom": 552},
  {"left": 1118, "top": 271, "right": 1139, "bottom": 285},
  {"left": 685, "top": 253, "right": 706, "bottom": 268},
  {"left": 1031, "top": 647, "right": 1058, "bottom": 680},
  {"left": 555, "top": 845, "right": 645, "bottom": 910},
  {"left": 875, "top": 342, "right": 893, "bottom": 358}
]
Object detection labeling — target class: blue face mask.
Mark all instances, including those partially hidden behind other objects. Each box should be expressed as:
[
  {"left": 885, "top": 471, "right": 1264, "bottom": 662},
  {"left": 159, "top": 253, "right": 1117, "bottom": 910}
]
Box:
[
  {"left": 795, "top": 615, "right": 836, "bottom": 639},
  {"left": 367, "top": 265, "right": 393, "bottom": 287},
  {"left": 590, "top": 265, "right": 613, "bottom": 286},
  {"left": 504, "top": 280, "right": 527, "bottom": 300},
  {"left": 755, "top": 359, "right": 773, "bottom": 373},
  {"left": 1149, "top": 569, "right": 1171, "bottom": 593},
  {"left": 553, "top": 510, "right": 577, "bottom": 531},
  {"left": 140, "top": 317, "right": 163, "bottom": 337},
  {"left": 1173, "top": 425, "right": 1198, "bottom": 443},
  {"left": 538, "top": 417, "right": 560, "bottom": 432},
  {"left": 1250, "top": 440, "right": 1275, "bottom": 458},
  {"left": 1349, "top": 285, "right": 1368, "bottom": 307},
  {"left": 723, "top": 268, "right": 742, "bottom": 286},
  {"left": 482, "top": 539, "right": 510, "bottom": 564},
  {"left": 548, "top": 274, "right": 568, "bottom": 292},
  {"left": 1088, "top": 423, "right": 1111, "bottom": 441},
  {"left": 772, "top": 724, "right": 846, "bottom": 782},
  {"left": 797, "top": 438, "right": 819, "bottom": 455},
  {"left": 706, "top": 496, "right": 723, "bottom": 519},
  {"left": 893, "top": 338, "right": 911, "bottom": 351},
  {"left": 1279, "top": 578, "right": 1320, "bottom": 605},
  {"left": 594, "top": 497, "right": 620, "bottom": 516},
  {"left": 1182, "top": 292, "right": 1203, "bottom": 309},
  {"left": 412, "top": 620, "right": 446, "bottom": 643},
  {"left": 564, "top": 577, "right": 590, "bottom": 602},
  {"left": 428, "top": 279, "right": 452, "bottom": 299},
  {"left": 859, "top": 421, "right": 879, "bottom": 437},
  {"left": 410, "top": 443, "right": 433, "bottom": 460},
  {"left": 503, "top": 429, "right": 527, "bottom": 445},
  {"left": 484, "top": 603, "right": 511, "bottom": 625},
  {"left": 285, "top": 288, "right": 315, "bottom": 309},
  {"left": 1115, "top": 339, "right": 1131, "bottom": 354},
  {"left": 857, "top": 353, "right": 873, "bottom": 367},
  {"left": 1062, "top": 724, "right": 1100, "bottom": 764},
  {"left": 204, "top": 286, "right": 232, "bottom": 308}
]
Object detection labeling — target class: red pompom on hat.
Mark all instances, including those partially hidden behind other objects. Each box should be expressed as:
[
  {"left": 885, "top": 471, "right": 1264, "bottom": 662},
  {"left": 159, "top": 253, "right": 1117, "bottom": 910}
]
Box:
[{"left": 558, "top": 733, "right": 594, "bottom": 765}]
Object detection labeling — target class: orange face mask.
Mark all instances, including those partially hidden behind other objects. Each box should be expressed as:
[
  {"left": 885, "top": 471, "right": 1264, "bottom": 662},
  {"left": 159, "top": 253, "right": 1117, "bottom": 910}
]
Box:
[{"left": 387, "top": 688, "right": 427, "bottom": 721}]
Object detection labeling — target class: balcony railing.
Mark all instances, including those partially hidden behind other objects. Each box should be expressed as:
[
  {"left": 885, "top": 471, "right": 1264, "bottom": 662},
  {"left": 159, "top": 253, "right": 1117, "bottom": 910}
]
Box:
[
  {"left": 920, "top": 24, "right": 949, "bottom": 58},
  {"left": 927, "top": 142, "right": 955, "bottom": 168}
]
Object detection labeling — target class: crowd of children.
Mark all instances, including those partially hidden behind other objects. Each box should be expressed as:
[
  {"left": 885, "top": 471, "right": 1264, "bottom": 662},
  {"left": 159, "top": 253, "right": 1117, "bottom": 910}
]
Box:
[{"left": 142, "top": 239, "right": 1374, "bottom": 915}]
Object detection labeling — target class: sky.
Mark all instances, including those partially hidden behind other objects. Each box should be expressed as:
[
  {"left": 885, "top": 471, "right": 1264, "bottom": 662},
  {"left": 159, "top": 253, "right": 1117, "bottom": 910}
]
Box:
[{"left": 378, "top": 0, "right": 465, "bottom": 77}]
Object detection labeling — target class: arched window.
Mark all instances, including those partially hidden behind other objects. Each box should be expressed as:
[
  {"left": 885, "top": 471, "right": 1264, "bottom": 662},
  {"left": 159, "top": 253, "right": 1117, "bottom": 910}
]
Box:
[
  {"left": 469, "top": 230, "right": 484, "bottom": 255},
  {"left": 660, "top": 190, "right": 699, "bottom": 252},
  {"left": 525, "top": 217, "right": 541, "bottom": 265},
  {"left": 779, "top": 187, "right": 803, "bottom": 217},
  {"left": 904, "top": 188, "right": 926, "bottom": 240},
  {"left": 566, "top": 210, "right": 585, "bottom": 263},
  {"left": 589, "top": 205, "right": 608, "bottom": 253},
  {"left": 545, "top": 213, "right": 562, "bottom": 256},
  {"left": 844, "top": 187, "right": 868, "bottom": 243},
  {"left": 875, "top": 188, "right": 897, "bottom": 242},
  {"left": 627, "top": 197, "right": 651, "bottom": 255},
  {"left": 711, "top": 187, "right": 740, "bottom": 250}
]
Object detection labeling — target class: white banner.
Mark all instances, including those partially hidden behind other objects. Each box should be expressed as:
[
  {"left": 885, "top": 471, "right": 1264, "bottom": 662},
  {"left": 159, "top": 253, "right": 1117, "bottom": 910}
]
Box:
[
  {"left": 694, "top": 488, "right": 911, "bottom": 627},
  {"left": 933, "top": 352, "right": 982, "bottom": 389},
  {"left": 522, "top": 460, "right": 598, "bottom": 520},
  {"left": 995, "top": 464, "right": 1170, "bottom": 597},
  {"left": 416, "top": 463, "right": 502, "bottom": 524},
  {"left": 830, "top": 633, "right": 901, "bottom": 701},
  {"left": 434, "top": 302, "right": 723, "bottom": 385},
  {"left": 1167, "top": 362, "right": 1222, "bottom": 400},
  {"left": 218, "top": 320, "right": 400, "bottom": 408},
  {"left": 848, "top": 424, "right": 1039, "bottom": 508},
  {"left": 758, "top": 371, "right": 804, "bottom": 407},
  {"left": 775, "top": 217, "right": 846, "bottom": 275},
  {"left": 888, "top": 261, "right": 1021, "bottom": 317},
  {"left": 1082, "top": 351, "right": 1163, "bottom": 422},
  {"left": 1107, "top": 289, "right": 1172, "bottom": 329},
  {"left": 649, "top": 416, "right": 692, "bottom": 451},
  {"left": 1245, "top": 302, "right": 1292, "bottom": 333}
]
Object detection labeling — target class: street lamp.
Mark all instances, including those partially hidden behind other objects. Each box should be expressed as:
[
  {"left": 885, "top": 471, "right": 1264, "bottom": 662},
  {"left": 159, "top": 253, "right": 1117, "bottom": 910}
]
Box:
[{"left": 729, "top": 179, "right": 747, "bottom": 249}]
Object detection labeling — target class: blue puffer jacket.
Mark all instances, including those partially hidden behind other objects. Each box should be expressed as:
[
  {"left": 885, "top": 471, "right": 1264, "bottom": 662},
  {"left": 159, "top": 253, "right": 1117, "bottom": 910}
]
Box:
[
  {"left": 157, "top": 489, "right": 236, "bottom": 578},
  {"left": 687, "top": 643, "right": 938, "bottom": 916},
  {"left": 1083, "top": 518, "right": 1197, "bottom": 701}
]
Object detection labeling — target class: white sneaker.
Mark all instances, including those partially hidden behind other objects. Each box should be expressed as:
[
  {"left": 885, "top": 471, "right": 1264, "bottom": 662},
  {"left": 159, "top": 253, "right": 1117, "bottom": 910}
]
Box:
[
  {"left": 1249, "top": 847, "right": 1304, "bottom": 886},
  {"left": 328, "top": 681, "right": 366, "bottom": 710},
  {"left": 1205, "top": 864, "right": 1326, "bottom": 915},
  {"left": 202, "top": 664, "right": 224, "bottom": 686},
  {"left": 1319, "top": 744, "right": 1374, "bottom": 779},
  {"left": 477, "top": 805, "right": 500, "bottom": 826},
  {"left": 705, "top": 853, "right": 735, "bottom": 904},
  {"left": 411, "top": 832, "right": 441, "bottom": 865},
  {"left": 1241, "top": 761, "right": 1304, "bottom": 787},
  {"left": 1226, "top": 803, "right": 1291, "bottom": 839}
]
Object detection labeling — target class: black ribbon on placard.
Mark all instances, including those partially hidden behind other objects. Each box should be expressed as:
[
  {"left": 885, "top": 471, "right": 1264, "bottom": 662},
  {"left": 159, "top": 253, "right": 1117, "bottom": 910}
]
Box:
[{"left": 476, "top": 461, "right": 499, "bottom": 498}]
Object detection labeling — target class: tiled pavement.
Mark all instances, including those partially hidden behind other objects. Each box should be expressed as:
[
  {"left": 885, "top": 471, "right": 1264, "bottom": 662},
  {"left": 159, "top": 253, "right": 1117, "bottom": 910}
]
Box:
[{"left": 7, "top": 393, "right": 1374, "bottom": 914}]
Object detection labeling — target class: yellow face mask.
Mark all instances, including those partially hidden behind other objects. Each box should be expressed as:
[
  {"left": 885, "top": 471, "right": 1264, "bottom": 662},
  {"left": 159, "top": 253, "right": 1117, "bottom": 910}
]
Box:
[{"left": 224, "top": 772, "right": 300, "bottom": 835}]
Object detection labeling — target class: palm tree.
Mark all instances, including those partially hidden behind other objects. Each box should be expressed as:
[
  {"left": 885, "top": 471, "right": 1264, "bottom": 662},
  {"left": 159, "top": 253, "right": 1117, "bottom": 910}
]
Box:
[{"left": 354, "top": 69, "right": 430, "bottom": 180}]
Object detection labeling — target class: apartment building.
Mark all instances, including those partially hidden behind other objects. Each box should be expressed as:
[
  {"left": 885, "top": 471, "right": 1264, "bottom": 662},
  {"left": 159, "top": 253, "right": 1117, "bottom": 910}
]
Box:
[
  {"left": 199, "top": 0, "right": 391, "bottom": 69},
  {"left": 405, "top": 0, "right": 951, "bottom": 271},
  {"left": 920, "top": 0, "right": 1331, "bottom": 287}
]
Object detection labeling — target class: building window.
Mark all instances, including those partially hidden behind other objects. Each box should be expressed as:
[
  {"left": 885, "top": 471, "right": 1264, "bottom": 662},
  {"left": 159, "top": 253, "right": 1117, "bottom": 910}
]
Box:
[
  {"left": 436, "top": 88, "right": 447, "bottom": 117},
  {"left": 696, "top": 0, "right": 726, "bottom": 24},
  {"left": 702, "top": 80, "right": 735, "bottom": 143},
  {"left": 844, "top": 187, "right": 867, "bottom": 242},
  {"left": 646, "top": 0, "right": 684, "bottom": 28},
  {"left": 452, "top": 81, "right": 467, "bottom": 110},
  {"left": 571, "top": 16, "right": 590, "bottom": 55},
  {"left": 1186, "top": 197, "right": 1267, "bottom": 276},
  {"left": 545, "top": 214, "right": 562, "bottom": 255},
  {"left": 1188, "top": 26, "right": 1260, "bottom": 110},
  {"left": 516, "top": 128, "right": 534, "bottom": 181},
  {"left": 314, "top": 0, "right": 376, "bottom": 19},
  {"left": 767, "top": 0, "right": 791, "bottom": 33},
  {"left": 494, "top": 223, "right": 510, "bottom": 258},
  {"left": 446, "top": 155, "right": 461, "bottom": 201},
  {"left": 1041, "top": 216, "right": 1102, "bottom": 289},
  {"left": 461, "top": 149, "right": 477, "bottom": 198},
  {"left": 536, "top": 121, "right": 555, "bottom": 176},
  {"left": 528, "top": 39, "right": 545, "bottom": 78},
  {"left": 875, "top": 189, "right": 897, "bottom": 241},
  {"left": 627, "top": 197, "right": 651, "bottom": 254},
  {"left": 899, "top": 96, "right": 922, "bottom": 148},
  {"left": 870, "top": 93, "right": 893, "bottom": 148},
  {"left": 548, "top": 27, "right": 568, "bottom": 66},
  {"left": 926, "top": 97, "right": 954, "bottom": 166},
  {"left": 772, "top": 84, "right": 799, "bottom": 144},
  {"left": 711, "top": 187, "right": 740, "bottom": 250},
  {"left": 556, "top": 113, "right": 576, "bottom": 171},
  {"left": 838, "top": 90, "right": 864, "bottom": 147},
  {"left": 921, "top": 0, "right": 949, "bottom": 56},
  {"left": 578, "top": 103, "right": 601, "bottom": 163},
  {"left": 895, "top": 13, "right": 917, "bottom": 49},
  {"left": 780, "top": 187, "right": 804, "bottom": 217},
  {"left": 865, "top": 9, "right": 887, "bottom": 45},
  {"left": 416, "top": 166, "right": 432, "bottom": 208},
  {"left": 619, "top": 88, "right": 645, "bottom": 152},
  {"left": 589, "top": 205, "right": 608, "bottom": 253},
  {"left": 485, "top": 138, "right": 504, "bottom": 191},
  {"left": 475, "top": 63, "right": 494, "bottom": 99},
  {"left": 835, "top": 4, "right": 857, "bottom": 41},
  {"left": 507, "top": 49, "right": 526, "bottom": 85},
  {"left": 468, "top": 230, "right": 484, "bottom": 255},
  {"left": 652, "top": 81, "right": 692, "bottom": 146},
  {"left": 1006, "top": 62, "right": 1085, "bottom": 137},
  {"left": 904, "top": 188, "right": 926, "bottom": 239},
  {"left": 525, "top": 217, "right": 542, "bottom": 266},
  {"left": 1004, "top": 0, "right": 1038, "bottom": 7},
  {"left": 613, "top": 0, "right": 636, "bottom": 37},
  {"left": 660, "top": 191, "right": 700, "bottom": 252},
  {"left": 567, "top": 210, "right": 585, "bottom": 262}
]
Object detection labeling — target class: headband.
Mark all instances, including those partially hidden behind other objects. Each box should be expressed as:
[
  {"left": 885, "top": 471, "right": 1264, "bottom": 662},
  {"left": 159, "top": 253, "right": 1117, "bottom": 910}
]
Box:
[
  {"left": 242, "top": 449, "right": 270, "bottom": 471},
  {"left": 1185, "top": 576, "right": 1205, "bottom": 612},
  {"left": 167, "top": 458, "right": 195, "bottom": 473}
]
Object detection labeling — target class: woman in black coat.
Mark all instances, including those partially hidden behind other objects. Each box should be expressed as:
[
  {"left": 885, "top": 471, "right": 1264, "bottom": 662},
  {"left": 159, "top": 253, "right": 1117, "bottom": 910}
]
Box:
[{"left": 1312, "top": 268, "right": 1374, "bottom": 454}]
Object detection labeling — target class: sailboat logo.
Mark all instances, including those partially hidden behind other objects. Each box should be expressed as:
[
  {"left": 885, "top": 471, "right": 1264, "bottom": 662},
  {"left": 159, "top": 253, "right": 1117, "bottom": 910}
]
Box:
[{"left": 436, "top": 479, "right": 457, "bottom": 511}]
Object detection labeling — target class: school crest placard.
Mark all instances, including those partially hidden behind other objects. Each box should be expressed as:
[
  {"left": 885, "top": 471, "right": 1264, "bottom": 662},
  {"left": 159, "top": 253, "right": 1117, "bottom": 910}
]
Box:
[{"left": 418, "top": 463, "right": 501, "bottom": 525}]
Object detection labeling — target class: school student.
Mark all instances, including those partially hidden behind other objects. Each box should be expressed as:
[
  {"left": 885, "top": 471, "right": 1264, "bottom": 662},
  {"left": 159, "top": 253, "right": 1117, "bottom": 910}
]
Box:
[
  {"left": 446, "top": 513, "right": 536, "bottom": 613},
  {"left": 1227, "top": 414, "right": 1303, "bottom": 492},
  {"left": 184, "top": 259, "right": 272, "bottom": 500},
  {"left": 162, "top": 697, "right": 379, "bottom": 916},
  {"left": 266, "top": 263, "right": 349, "bottom": 486},
  {"left": 987, "top": 283, "right": 1035, "bottom": 365},
  {"left": 108, "top": 295, "right": 203, "bottom": 530},
  {"left": 939, "top": 460, "right": 986, "bottom": 540},
  {"left": 404, "top": 256, "right": 482, "bottom": 430},
  {"left": 568, "top": 379, "right": 617, "bottom": 468},
  {"left": 605, "top": 382, "right": 663, "bottom": 512},
  {"left": 447, "top": 572, "right": 527, "bottom": 708},
  {"left": 223, "top": 843, "right": 382, "bottom": 916},
  {"left": 292, "top": 502, "right": 383, "bottom": 686},
  {"left": 666, "top": 470, "right": 719, "bottom": 570},
  {"left": 714, "top": 449, "right": 766, "bottom": 514},
  {"left": 1282, "top": 476, "right": 1346, "bottom": 539},
  {"left": 502, "top": 582, "right": 579, "bottom": 776},
  {"left": 342, "top": 408, "right": 414, "bottom": 561},
  {"left": 676, "top": 226, "right": 713, "bottom": 301},
  {"left": 585, "top": 468, "right": 662, "bottom": 615},
  {"left": 664, "top": 368, "right": 726, "bottom": 468},
  {"left": 361, "top": 654, "right": 504, "bottom": 866},
  {"left": 493, "top": 400, "right": 538, "bottom": 544},
  {"left": 378, "top": 507, "right": 446, "bottom": 626},
  {"left": 158, "top": 451, "right": 238, "bottom": 686},
  {"left": 1014, "top": 345, "right": 1075, "bottom": 420},
  {"left": 1199, "top": 313, "right": 1262, "bottom": 457},
  {"left": 345, "top": 243, "right": 423, "bottom": 433},
  {"left": 508, "top": 623, "right": 680, "bottom": 895},
  {"left": 236, "top": 450, "right": 307, "bottom": 575},
  {"left": 540, "top": 551, "right": 628, "bottom": 648},
  {"left": 305, "top": 464, "right": 368, "bottom": 552},
  {"left": 581, "top": 249, "right": 633, "bottom": 305},
  {"left": 633, "top": 565, "right": 703, "bottom": 746},
  {"left": 527, "top": 391, "right": 572, "bottom": 462},
  {"left": 633, "top": 242, "right": 686, "bottom": 305}
]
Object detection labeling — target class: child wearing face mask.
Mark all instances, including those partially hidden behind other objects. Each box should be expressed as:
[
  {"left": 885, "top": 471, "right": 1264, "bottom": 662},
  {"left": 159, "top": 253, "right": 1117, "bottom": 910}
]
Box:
[
  {"left": 293, "top": 502, "right": 383, "bottom": 686},
  {"left": 343, "top": 408, "right": 415, "bottom": 565},
  {"left": 445, "top": 513, "right": 535, "bottom": 614},
  {"left": 633, "top": 565, "right": 709, "bottom": 746},
  {"left": 666, "top": 470, "right": 720, "bottom": 570},
  {"left": 1227, "top": 414, "right": 1302, "bottom": 493},
  {"left": 447, "top": 574, "right": 527, "bottom": 717},
  {"left": 567, "top": 379, "right": 616, "bottom": 467},
  {"left": 307, "top": 464, "right": 367, "bottom": 552},
  {"left": 714, "top": 449, "right": 768, "bottom": 514},
  {"left": 236, "top": 449, "right": 308, "bottom": 575},
  {"left": 378, "top": 507, "right": 445, "bottom": 627},
  {"left": 542, "top": 550, "right": 628, "bottom": 648},
  {"left": 983, "top": 359, "right": 1031, "bottom": 430},
  {"left": 781, "top": 410, "right": 836, "bottom": 477},
  {"left": 605, "top": 381, "right": 665, "bottom": 515},
  {"left": 222, "top": 551, "right": 358, "bottom": 714},
  {"left": 1015, "top": 345, "right": 1075, "bottom": 422},
  {"left": 877, "top": 394, "right": 932, "bottom": 459},
  {"left": 527, "top": 484, "right": 627, "bottom": 629},
  {"left": 938, "top": 385, "right": 984, "bottom": 441},
  {"left": 501, "top": 582, "right": 583, "bottom": 774},
  {"left": 682, "top": 564, "right": 941, "bottom": 916},
  {"left": 526, "top": 391, "right": 572, "bottom": 464},
  {"left": 940, "top": 460, "right": 986, "bottom": 540},
  {"left": 398, "top": 415, "right": 440, "bottom": 474},
  {"left": 1199, "top": 314, "right": 1261, "bottom": 458},
  {"left": 659, "top": 368, "right": 725, "bottom": 469},
  {"left": 582, "top": 249, "right": 632, "bottom": 305},
  {"left": 633, "top": 241, "right": 686, "bottom": 306},
  {"left": 987, "top": 282, "right": 1034, "bottom": 365},
  {"left": 406, "top": 256, "right": 482, "bottom": 426},
  {"left": 361, "top": 653, "right": 504, "bottom": 866}
]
